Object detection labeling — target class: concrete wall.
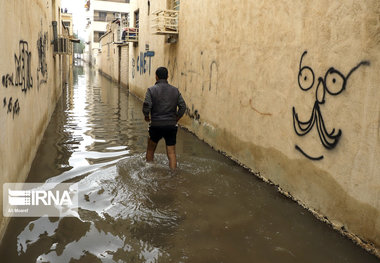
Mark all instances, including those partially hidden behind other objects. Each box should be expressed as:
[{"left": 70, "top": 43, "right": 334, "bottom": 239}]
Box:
[
  {"left": 99, "top": 29, "right": 114, "bottom": 78},
  {"left": 128, "top": 0, "right": 380, "bottom": 255},
  {"left": 0, "top": 0, "right": 68, "bottom": 242},
  {"left": 61, "top": 12, "right": 74, "bottom": 68},
  {"left": 128, "top": 0, "right": 166, "bottom": 99},
  {"left": 120, "top": 45, "right": 129, "bottom": 87},
  {"left": 62, "top": 19, "right": 73, "bottom": 87},
  {"left": 98, "top": 22, "right": 129, "bottom": 87}
]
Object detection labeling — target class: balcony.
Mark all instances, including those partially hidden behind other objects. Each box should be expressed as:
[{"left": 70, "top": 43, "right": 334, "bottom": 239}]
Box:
[
  {"left": 151, "top": 10, "right": 179, "bottom": 35},
  {"left": 121, "top": 28, "right": 139, "bottom": 42}
]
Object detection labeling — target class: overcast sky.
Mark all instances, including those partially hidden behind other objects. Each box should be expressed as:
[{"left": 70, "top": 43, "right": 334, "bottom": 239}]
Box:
[{"left": 61, "top": 0, "right": 87, "bottom": 39}]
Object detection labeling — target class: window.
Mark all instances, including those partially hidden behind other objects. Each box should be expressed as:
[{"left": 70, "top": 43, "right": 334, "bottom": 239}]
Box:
[
  {"left": 120, "top": 13, "right": 129, "bottom": 27},
  {"left": 167, "top": 0, "right": 180, "bottom": 10},
  {"left": 63, "top": 21, "right": 71, "bottom": 28},
  {"left": 94, "top": 11, "right": 108, "bottom": 21},
  {"left": 99, "top": 11, "right": 107, "bottom": 21},
  {"left": 94, "top": 31, "right": 105, "bottom": 42},
  {"left": 134, "top": 9, "right": 139, "bottom": 28},
  {"left": 123, "top": 12, "right": 129, "bottom": 25}
]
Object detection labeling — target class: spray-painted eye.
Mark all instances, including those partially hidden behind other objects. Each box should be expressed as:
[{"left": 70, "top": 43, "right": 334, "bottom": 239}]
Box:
[
  {"left": 298, "top": 67, "right": 315, "bottom": 91},
  {"left": 298, "top": 51, "right": 315, "bottom": 91},
  {"left": 324, "top": 68, "right": 346, "bottom": 95}
]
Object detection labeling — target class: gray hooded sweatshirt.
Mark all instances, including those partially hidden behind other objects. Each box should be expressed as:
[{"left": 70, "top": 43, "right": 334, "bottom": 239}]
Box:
[{"left": 142, "top": 79, "right": 186, "bottom": 126}]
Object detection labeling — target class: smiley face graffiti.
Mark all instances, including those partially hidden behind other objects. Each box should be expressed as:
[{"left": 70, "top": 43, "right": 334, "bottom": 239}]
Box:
[{"left": 292, "top": 51, "right": 370, "bottom": 160}]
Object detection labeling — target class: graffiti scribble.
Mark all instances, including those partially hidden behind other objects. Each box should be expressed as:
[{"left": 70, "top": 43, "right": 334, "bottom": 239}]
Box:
[
  {"left": 14, "top": 41, "right": 33, "bottom": 93},
  {"left": 292, "top": 51, "right": 370, "bottom": 160},
  {"left": 2, "top": 74, "right": 14, "bottom": 88},
  {"left": 136, "top": 51, "right": 155, "bottom": 76},
  {"left": 37, "top": 31, "right": 48, "bottom": 89}
]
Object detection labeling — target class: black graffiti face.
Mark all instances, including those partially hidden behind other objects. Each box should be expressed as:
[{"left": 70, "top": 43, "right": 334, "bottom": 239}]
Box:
[{"left": 292, "top": 51, "right": 369, "bottom": 160}]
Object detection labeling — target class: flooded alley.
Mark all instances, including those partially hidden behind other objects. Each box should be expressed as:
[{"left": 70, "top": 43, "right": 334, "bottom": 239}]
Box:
[{"left": 0, "top": 65, "right": 378, "bottom": 263}]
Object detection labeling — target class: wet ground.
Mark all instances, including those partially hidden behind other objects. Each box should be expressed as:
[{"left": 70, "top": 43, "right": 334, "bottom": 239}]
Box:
[{"left": 0, "top": 65, "right": 378, "bottom": 263}]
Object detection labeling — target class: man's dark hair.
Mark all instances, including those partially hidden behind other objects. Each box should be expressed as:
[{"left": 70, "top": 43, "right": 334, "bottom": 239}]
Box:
[{"left": 156, "top": 67, "right": 168, "bottom": 80}]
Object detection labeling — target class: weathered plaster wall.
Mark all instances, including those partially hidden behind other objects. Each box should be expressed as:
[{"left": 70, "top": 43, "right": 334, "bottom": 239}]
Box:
[
  {"left": 98, "top": 23, "right": 130, "bottom": 87},
  {"left": 128, "top": 0, "right": 380, "bottom": 255},
  {"left": 120, "top": 45, "right": 129, "bottom": 88},
  {"left": 128, "top": 0, "right": 167, "bottom": 99},
  {"left": 0, "top": 0, "right": 66, "bottom": 243},
  {"left": 62, "top": 23, "right": 73, "bottom": 87},
  {"left": 99, "top": 30, "right": 114, "bottom": 79}
]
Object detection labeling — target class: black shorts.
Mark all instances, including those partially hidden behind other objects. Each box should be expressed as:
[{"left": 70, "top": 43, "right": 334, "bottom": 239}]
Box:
[{"left": 149, "top": 125, "right": 178, "bottom": 146}]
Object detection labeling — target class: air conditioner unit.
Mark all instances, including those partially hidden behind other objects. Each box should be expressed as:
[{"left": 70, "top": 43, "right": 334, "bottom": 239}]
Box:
[{"left": 53, "top": 37, "right": 69, "bottom": 54}]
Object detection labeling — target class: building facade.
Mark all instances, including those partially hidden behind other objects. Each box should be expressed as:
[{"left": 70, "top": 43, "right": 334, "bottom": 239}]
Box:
[
  {"left": 0, "top": 0, "right": 72, "bottom": 242},
  {"left": 61, "top": 10, "right": 74, "bottom": 85},
  {"left": 127, "top": 0, "right": 380, "bottom": 256},
  {"left": 84, "top": 0, "right": 130, "bottom": 66},
  {"left": 98, "top": 20, "right": 130, "bottom": 87}
]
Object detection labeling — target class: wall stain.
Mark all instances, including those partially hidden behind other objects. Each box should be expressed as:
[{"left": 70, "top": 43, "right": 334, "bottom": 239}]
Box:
[
  {"left": 131, "top": 58, "right": 135, "bottom": 79},
  {"left": 209, "top": 60, "right": 218, "bottom": 93},
  {"left": 168, "top": 57, "right": 177, "bottom": 82},
  {"left": 248, "top": 99, "right": 272, "bottom": 116},
  {"left": 196, "top": 122, "right": 380, "bottom": 256},
  {"left": 240, "top": 92, "right": 272, "bottom": 116}
]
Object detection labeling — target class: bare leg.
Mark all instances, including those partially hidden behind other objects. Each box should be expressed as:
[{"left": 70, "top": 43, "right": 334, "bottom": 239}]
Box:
[
  {"left": 146, "top": 138, "right": 157, "bottom": 162},
  {"left": 166, "top": 145, "right": 177, "bottom": 170}
]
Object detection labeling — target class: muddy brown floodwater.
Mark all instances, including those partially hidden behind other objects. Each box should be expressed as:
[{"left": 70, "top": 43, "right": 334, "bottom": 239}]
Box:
[{"left": 0, "top": 65, "right": 378, "bottom": 263}]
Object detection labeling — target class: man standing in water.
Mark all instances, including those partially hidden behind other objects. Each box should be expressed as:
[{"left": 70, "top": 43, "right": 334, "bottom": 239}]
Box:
[{"left": 142, "top": 67, "right": 187, "bottom": 170}]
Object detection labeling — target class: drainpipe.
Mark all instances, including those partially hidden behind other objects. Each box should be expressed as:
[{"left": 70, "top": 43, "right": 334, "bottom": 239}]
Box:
[{"left": 52, "top": 21, "right": 58, "bottom": 52}]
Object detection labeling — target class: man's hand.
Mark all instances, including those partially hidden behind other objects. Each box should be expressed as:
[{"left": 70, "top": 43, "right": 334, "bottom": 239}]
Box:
[{"left": 145, "top": 116, "right": 150, "bottom": 122}]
